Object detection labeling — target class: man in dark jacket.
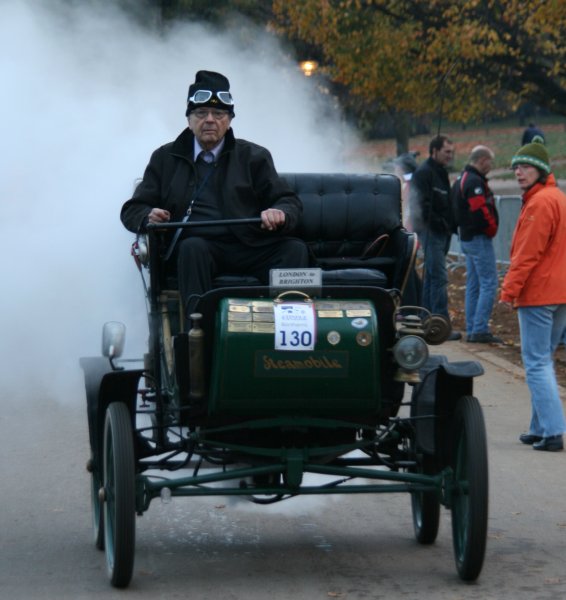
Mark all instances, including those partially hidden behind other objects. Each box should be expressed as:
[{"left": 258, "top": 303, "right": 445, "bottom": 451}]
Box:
[
  {"left": 121, "top": 70, "right": 309, "bottom": 318},
  {"left": 452, "top": 145, "right": 502, "bottom": 344},
  {"left": 410, "top": 134, "right": 461, "bottom": 340}
]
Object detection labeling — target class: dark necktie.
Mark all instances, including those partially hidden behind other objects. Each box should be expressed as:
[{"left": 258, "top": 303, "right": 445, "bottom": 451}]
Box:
[{"left": 164, "top": 152, "right": 215, "bottom": 261}]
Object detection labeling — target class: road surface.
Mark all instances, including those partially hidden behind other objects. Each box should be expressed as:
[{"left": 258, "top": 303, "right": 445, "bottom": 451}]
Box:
[{"left": 1, "top": 342, "right": 565, "bottom": 599}]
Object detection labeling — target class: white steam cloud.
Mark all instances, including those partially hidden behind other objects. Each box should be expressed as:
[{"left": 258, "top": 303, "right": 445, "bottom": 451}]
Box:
[{"left": 0, "top": 0, "right": 366, "bottom": 405}]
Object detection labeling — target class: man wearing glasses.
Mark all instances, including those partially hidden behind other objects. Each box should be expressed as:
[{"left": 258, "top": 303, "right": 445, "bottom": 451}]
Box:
[{"left": 121, "top": 70, "right": 309, "bottom": 318}]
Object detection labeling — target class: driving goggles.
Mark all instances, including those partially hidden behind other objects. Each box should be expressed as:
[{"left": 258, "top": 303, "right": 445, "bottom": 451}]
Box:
[{"left": 188, "top": 90, "right": 234, "bottom": 106}]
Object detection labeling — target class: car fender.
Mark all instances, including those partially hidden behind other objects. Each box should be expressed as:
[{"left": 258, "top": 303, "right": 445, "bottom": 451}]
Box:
[
  {"left": 411, "top": 355, "right": 484, "bottom": 461},
  {"left": 80, "top": 357, "right": 143, "bottom": 470}
]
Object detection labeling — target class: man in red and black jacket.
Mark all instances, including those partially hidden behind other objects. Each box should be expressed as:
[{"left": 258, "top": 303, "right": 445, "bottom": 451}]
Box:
[{"left": 452, "top": 145, "right": 502, "bottom": 344}]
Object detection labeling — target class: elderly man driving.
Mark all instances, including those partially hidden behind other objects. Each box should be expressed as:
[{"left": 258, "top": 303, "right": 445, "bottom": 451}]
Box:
[{"left": 121, "top": 70, "right": 309, "bottom": 318}]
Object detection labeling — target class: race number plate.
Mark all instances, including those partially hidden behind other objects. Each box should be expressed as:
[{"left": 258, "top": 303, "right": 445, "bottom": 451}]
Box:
[{"left": 273, "top": 302, "right": 316, "bottom": 351}]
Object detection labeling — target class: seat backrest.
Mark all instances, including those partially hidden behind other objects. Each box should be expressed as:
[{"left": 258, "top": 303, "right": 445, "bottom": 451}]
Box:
[{"left": 281, "top": 173, "right": 402, "bottom": 258}]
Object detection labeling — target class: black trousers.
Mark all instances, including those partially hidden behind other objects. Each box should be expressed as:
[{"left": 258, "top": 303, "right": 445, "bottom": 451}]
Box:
[{"left": 176, "top": 236, "right": 310, "bottom": 317}]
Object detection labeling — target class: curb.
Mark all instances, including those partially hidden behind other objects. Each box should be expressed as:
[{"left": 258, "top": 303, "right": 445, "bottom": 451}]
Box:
[{"left": 454, "top": 341, "right": 566, "bottom": 396}]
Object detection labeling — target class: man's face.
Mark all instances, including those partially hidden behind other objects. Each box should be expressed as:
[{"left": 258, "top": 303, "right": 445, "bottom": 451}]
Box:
[
  {"left": 477, "top": 155, "right": 494, "bottom": 176},
  {"left": 188, "top": 108, "right": 232, "bottom": 150},
  {"left": 432, "top": 142, "right": 454, "bottom": 167}
]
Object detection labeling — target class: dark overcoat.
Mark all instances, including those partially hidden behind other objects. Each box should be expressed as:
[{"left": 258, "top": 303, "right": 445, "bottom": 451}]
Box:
[{"left": 120, "top": 127, "right": 302, "bottom": 246}]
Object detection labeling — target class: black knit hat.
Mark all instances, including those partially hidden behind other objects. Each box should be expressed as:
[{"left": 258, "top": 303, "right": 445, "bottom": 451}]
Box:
[{"left": 186, "top": 70, "right": 235, "bottom": 117}]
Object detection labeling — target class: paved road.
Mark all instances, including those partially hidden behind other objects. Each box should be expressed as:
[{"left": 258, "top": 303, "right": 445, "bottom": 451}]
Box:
[{"left": 1, "top": 343, "right": 565, "bottom": 599}]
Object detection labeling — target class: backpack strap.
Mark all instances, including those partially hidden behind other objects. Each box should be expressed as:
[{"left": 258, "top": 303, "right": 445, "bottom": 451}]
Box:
[{"left": 460, "top": 171, "right": 469, "bottom": 195}]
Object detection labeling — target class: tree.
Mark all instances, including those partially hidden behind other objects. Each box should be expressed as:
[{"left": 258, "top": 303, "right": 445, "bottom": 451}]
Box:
[
  {"left": 151, "top": 0, "right": 274, "bottom": 26},
  {"left": 273, "top": 0, "right": 566, "bottom": 153}
]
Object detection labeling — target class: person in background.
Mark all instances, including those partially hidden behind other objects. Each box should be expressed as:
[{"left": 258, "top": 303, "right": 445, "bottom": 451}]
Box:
[
  {"left": 500, "top": 141, "right": 566, "bottom": 452},
  {"left": 521, "top": 122, "right": 545, "bottom": 145},
  {"left": 394, "top": 152, "right": 418, "bottom": 231},
  {"left": 394, "top": 152, "right": 422, "bottom": 305},
  {"left": 452, "top": 145, "right": 502, "bottom": 344},
  {"left": 121, "top": 70, "right": 309, "bottom": 321},
  {"left": 410, "top": 135, "right": 461, "bottom": 340}
]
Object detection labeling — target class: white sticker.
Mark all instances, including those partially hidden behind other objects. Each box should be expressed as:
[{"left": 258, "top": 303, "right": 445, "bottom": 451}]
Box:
[
  {"left": 351, "top": 318, "right": 369, "bottom": 329},
  {"left": 273, "top": 302, "right": 316, "bottom": 351}
]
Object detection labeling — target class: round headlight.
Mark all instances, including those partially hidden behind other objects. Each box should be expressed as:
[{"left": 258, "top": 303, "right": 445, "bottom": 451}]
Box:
[{"left": 393, "top": 335, "right": 429, "bottom": 370}]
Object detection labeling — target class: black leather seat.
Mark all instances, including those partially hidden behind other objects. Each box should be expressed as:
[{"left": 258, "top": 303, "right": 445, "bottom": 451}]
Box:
[{"left": 210, "top": 173, "right": 417, "bottom": 296}]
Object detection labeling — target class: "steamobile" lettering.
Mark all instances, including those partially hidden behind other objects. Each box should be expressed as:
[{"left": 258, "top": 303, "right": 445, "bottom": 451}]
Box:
[{"left": 262, "top": 355, "right": 343, "bottom": 370}]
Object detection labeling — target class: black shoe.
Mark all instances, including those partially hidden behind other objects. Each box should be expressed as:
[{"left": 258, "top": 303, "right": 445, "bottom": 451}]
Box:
[
  {"left": 533, "top": 435, "right": 564, "bottom": 452},
  {"left": 447, "top": 331, "right": 462, "bottom": 341},
  {"left": 467, "top": 332, "right": 503, "bottom": 344},
  {"left": 519, "top": 433, "right": 543, "bottom": 445}
]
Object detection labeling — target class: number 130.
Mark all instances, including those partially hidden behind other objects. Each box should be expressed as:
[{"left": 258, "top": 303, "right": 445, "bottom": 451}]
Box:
[{"left": 278, "top": 330, "right": 312, "bottom": 347}]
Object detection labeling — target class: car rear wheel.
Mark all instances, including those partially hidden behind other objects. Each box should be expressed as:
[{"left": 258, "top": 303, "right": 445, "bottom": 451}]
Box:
[{"left": 411, "top": 455, "right": 441, "bottom": 544}]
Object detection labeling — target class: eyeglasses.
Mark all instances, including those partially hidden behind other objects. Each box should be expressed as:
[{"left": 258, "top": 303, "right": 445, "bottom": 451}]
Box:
[
  {"left": 512, "top": 163, "right": 536, "bottom": 172},
  {"left": 191, "top": 108, "right": 231, "bottom": 120},
  {"left": 188, "top": 90, "right": 234, "bottom": 106}
]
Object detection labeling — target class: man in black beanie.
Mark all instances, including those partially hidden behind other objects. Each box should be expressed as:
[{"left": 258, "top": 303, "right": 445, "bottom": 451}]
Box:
[{"left": 121, "top": 70, "right": 309, "bottom": 320}]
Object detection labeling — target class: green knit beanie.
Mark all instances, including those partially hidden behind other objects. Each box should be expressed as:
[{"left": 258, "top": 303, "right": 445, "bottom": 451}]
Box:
[{"left": 511, "top": 141, "right": 551, "bottom": 174}]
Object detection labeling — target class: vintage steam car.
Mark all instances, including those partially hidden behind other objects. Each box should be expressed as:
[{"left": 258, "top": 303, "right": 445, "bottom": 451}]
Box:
[{"left": 81, "top": 173, "right": 487, "bottom": 588}]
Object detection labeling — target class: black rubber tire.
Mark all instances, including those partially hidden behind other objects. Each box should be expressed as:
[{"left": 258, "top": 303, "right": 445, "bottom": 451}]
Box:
[
  {"left": 450, "top": 396, "right": 489, "bottom": 581},
  {"left": 91, "top": 463, "right": 104, "bottom": 550},
  {"left": 411, "top": 455, "right": 441, "bottom": 544},
  {"left": 103, "top": 402, "right": 136, "bottom": 588}
]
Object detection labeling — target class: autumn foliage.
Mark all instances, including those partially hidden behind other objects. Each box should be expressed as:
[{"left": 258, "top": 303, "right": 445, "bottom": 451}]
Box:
[{"left": 273, "top": 0, "right": 566, "bottom": 123}]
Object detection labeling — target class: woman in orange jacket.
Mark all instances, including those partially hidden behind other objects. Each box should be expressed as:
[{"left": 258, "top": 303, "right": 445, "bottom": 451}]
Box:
[{"left": 500, "top": 142, "right": 566, "bottom": 452}]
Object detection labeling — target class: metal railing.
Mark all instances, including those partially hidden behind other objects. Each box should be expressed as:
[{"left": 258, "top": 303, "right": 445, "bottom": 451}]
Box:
[{"left": 448, "top": 195, "right": 521, "bottom": 272}]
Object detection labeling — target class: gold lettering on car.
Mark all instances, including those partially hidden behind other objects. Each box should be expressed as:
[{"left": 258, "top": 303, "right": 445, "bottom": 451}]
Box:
[{"left": 262, "top": 355, "right": 343, "bottom": 370}]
